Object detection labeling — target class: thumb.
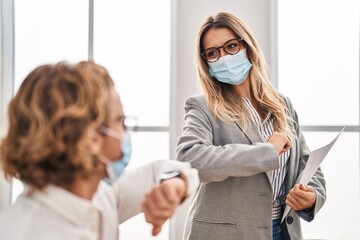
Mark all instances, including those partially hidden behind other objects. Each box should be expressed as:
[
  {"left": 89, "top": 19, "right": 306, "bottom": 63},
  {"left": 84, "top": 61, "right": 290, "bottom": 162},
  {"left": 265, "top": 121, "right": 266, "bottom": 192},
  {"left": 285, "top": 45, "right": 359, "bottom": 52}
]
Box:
[
  {"left": 152, "top": 225, "right": 162, "bottom": 236},
  {"left": 300, "top": 184, "right": 313, "bottom": 192}
]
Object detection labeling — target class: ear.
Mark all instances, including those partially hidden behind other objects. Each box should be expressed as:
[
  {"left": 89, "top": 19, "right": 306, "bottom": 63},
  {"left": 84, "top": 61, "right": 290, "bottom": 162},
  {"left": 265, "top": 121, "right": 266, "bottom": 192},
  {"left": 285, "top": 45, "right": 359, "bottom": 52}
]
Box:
[{"left": 88, "top": 127, "right": 103, "bottom": 155}]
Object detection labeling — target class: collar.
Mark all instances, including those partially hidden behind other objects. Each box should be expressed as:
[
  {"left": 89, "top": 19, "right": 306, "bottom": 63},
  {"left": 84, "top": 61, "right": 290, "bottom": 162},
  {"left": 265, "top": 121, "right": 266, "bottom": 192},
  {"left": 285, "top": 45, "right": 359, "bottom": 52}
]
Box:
[
  {"left": 242, "top": 97, "right": 272, "bottom": 125},
  {"left": 30, "top": 185, "right": 101, "bottom": 230}
]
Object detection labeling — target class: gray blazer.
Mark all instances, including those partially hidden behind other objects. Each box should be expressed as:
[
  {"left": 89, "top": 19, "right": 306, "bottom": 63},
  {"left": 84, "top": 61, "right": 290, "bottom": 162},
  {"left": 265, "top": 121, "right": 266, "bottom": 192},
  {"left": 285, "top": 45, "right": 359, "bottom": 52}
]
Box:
[{"left": 176, "top": 94, "right": 326, "bottom": 240}]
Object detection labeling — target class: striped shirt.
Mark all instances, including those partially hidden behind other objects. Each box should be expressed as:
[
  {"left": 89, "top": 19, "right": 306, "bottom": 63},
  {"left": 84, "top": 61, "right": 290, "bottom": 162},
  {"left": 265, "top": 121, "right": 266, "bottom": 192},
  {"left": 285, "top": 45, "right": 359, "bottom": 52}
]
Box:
[{"left": 242, "top": 97, "right": 290, "bottom": 220}]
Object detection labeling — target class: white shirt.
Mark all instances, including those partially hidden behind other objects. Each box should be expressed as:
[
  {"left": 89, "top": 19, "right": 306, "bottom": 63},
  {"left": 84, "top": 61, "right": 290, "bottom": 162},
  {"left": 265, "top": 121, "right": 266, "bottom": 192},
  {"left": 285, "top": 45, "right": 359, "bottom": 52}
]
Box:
[
  {"left": 242, "top": 97, "right": 290, "bottom": 219},
  {"left": 0, "top": 160, "right": 199, "bottom": 240}
]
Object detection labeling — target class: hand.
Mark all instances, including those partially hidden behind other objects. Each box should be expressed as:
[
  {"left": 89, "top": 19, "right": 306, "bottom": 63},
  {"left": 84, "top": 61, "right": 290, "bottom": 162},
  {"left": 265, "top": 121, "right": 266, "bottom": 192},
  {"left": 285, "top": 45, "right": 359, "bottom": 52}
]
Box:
[
  {"left": 267, "top": 132, "right": 292, "bottom": 154},
  {"left": 141, "top": 177, "right": 187, "bottom": 236},
  {"left": 286, "top": 184, "right": 316, "bottom": 211}
]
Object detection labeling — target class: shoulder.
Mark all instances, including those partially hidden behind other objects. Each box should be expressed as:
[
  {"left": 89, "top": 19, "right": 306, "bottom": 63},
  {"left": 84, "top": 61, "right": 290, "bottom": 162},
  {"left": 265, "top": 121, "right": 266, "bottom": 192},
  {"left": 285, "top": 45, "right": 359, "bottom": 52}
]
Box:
[
  {"left": 0, "top": 196, "right": 42, "bottom": 239},
  {"left": 183, "top": 94, "right": 214, "bottom": 121},
  {"left": 277, "top": 92, "right": 290, "bottom": 106},
  {"left": 277, "top": 92, "right": 296, "bottom": 113},
  {"left": 275, "top": 92, "right": 301, "bottom": 129},
  {"left": 184, "top": 94, "right": 210, "bottom": 114},
  {"left": 185, "top": 94, "right": 206, "bottom": 108}
]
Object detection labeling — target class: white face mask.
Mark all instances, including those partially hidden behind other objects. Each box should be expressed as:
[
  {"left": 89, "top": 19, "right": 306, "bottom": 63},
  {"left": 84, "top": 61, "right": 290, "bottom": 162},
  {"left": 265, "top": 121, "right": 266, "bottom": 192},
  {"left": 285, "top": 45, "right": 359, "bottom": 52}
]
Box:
[
  {"left": 98, "top": 126, "right": 132, "bottom": 184},
  {"left": 209, "top": 49, "right": 252, "bottom": 85}
]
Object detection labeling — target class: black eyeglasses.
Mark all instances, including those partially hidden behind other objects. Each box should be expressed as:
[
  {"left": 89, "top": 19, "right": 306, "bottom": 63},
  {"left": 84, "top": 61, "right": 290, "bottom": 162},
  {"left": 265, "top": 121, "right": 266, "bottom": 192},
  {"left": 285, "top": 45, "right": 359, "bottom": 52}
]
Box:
[{"left": 201, "top": 38, "right": 244, "bottom": 63}]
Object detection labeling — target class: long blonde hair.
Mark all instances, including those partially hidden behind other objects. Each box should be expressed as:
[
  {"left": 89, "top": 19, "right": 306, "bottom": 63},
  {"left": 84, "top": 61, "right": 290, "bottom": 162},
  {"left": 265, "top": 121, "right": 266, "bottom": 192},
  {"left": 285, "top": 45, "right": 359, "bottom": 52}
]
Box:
[{"left": 196, "top": 12, "right": 293, "bottom": 136}]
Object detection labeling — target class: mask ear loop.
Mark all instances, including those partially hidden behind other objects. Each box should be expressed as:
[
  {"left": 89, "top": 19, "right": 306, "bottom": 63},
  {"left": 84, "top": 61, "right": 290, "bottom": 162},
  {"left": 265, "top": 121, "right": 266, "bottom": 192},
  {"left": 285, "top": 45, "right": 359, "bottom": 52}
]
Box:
[
  {"left": 98, "top": 126, "right": 121, "bottom": 140},
  {"left": 98, "top": 154, "right": 112, "bottom": 165},
  {"left": 97, "top": 154, "right": 117, "bottom": 183},
  {"left": 97, "top": 126, "right": 130, "bottom": 184},
  {"left": 97, "top": 125, "right": 125, "bottom": 167}
]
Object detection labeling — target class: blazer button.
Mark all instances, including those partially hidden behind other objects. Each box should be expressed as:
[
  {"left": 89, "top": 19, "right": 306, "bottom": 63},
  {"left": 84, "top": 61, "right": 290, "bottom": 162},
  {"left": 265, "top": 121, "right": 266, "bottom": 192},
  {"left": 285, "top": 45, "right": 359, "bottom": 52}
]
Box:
[{"left": 286, "top": 216, "right": 293, "bottom": 224}]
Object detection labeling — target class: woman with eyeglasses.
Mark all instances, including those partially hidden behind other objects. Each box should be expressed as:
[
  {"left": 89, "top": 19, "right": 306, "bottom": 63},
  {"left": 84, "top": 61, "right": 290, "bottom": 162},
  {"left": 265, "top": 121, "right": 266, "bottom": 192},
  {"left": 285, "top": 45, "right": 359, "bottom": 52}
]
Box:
[
  {"left": 0, "top": 61, "right": 199, "bottom": 240},
  {"left": 176, "top": 12, "right": 326, "bottom": 240}
]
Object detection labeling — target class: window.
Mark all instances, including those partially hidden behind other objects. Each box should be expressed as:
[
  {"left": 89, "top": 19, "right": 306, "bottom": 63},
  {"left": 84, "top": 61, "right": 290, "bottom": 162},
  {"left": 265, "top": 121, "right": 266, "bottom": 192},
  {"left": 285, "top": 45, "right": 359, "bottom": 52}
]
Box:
[
  {"left": 14, "top": 0, "right": 89, "bottom": 90},
  {"left": 10, "top": 0, "right": 172, "bottom": 239},
  {"left": 11, "top": 0, "right": 89, "bottom": 201},
  {"left": 94, "top": 1, "right": 171, "bottom": 239},
  {"left": 93, "top": 0, "right": 170, "bottom": 127},
  {"left": 302, "top": 131, "right": 360, "bottom": 239},
  {"left": 278, "top": 0, "right": 359, "bottom": 125},
  {"left": 278, "top": 0, "right": 360, "bottom": 239}
]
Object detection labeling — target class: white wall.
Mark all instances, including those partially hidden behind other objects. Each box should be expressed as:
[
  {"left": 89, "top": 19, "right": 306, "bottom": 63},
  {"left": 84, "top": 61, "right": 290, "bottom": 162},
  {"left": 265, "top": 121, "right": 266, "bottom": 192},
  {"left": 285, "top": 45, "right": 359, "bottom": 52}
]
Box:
[
  {"left": 174, "top": 0, "right": 272, "bottom": 140},
  {"left": 171, "top": 1, "right": 272, "bottom": 239}
]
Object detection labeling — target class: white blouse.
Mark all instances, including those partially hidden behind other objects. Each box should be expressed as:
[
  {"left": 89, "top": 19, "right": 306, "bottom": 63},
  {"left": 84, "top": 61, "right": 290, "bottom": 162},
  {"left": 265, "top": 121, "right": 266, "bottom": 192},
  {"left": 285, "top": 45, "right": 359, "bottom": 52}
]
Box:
[
  {"left": 0, "top": 160, "right": 199, "bottom": 240},
  {"left": 242, "top": 97, "right": 290, "bottom": 219}
]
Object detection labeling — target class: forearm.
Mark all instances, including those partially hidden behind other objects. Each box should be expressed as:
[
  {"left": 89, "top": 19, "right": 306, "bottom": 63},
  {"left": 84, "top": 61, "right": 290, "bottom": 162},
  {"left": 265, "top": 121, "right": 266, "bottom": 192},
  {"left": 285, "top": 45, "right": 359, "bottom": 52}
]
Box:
[
  {"left": 177, "top": 140, "right": 279, "bottom": 183},
  {"left": 114, "top": 160, "right": 199, "bottom": 223}
]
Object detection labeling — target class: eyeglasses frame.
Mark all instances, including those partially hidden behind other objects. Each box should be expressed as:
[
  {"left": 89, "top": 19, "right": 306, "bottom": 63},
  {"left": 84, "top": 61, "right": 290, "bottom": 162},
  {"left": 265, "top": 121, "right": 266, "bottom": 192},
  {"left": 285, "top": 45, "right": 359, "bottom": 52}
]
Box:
[{"left": 201, "top": 37, "right": 244, "bottom": 63}]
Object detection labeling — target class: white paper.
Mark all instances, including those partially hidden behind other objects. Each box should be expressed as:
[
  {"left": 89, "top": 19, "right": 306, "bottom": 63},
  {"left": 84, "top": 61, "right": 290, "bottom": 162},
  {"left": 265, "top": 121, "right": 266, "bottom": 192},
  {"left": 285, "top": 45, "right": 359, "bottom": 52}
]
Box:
[{"left": 281, "top": 127, "right": 345, "bottom": 223}]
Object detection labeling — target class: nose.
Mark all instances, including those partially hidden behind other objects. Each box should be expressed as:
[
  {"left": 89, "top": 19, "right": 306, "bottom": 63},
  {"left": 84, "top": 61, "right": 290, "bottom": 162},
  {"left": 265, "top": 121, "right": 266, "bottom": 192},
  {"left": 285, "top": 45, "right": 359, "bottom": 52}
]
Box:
[{"left": 218, "top": 46, "right": 228, "bottom": 58}]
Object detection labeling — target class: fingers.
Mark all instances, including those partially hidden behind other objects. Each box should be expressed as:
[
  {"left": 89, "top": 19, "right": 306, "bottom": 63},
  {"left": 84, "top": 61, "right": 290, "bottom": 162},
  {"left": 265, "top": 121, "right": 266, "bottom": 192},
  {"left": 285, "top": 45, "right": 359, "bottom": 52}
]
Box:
[
  {"left": 142, "top": 199, "right": 169, "bottom": 232},
  {"left": 282, "top": 138, "right": 292, "bottom": 152},
  {"left": 286, "top": 184, "right": 316, "bottom": 211},
  {"left": 285, "top": 192, "right": 302, "bottom": 210},
  {"left": 292, "top": 184, "right": 315, "bottom": 201},
  {"left": 299, "top": 183, "right": 314, "bottom": 192},
  {"left": 153, "top": 186, "right": 173, "bottom": 209},
  {"left": 142, "top": 185, "right": 176, "bottom": 222},
  {"left": 267, "top": 132, "right": 292, "bottom": 154},
  {"left": 160, "top": 181, "right": 180, "bottom": 204},
  {"left": 142, "top": 180, "right": 185, "bottom": 236}
]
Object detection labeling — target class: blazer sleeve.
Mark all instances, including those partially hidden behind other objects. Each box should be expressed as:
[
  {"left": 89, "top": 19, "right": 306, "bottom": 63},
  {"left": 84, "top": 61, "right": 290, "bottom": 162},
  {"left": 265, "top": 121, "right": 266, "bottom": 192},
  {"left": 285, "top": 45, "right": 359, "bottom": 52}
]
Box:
[
  {"left": 112, "top": 160, "right": 199, "bottom": 224},
  {"left": 176, "top": 96, "right": 279, "bottom": 183},
  {"left": 283, "top": 96, "right": 327, "bottom": 222}
]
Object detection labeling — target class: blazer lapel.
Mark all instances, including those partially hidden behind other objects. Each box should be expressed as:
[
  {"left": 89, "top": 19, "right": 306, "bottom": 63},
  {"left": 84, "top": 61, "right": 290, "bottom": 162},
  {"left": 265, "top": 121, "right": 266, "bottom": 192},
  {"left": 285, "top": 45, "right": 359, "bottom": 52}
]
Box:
[
  {"left": 234, "top": 120, "right": 263, "bottom": 144},
  {"left": 285, "top": 132, "right": 298, "bottom": 192},
  {"left": 235, "top": 120, "right": 272, "bottom": 185}
]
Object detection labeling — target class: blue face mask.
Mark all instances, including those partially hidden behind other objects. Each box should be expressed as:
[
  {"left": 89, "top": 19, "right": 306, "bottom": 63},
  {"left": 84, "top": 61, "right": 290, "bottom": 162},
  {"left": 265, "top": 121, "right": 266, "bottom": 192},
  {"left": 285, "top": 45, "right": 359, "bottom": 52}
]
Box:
[
  {"left": 98, "top": 127, "right": 132, "bottom": 184},
  {"left": 208, "top": 49, "right": 252, "bottom": 85}
]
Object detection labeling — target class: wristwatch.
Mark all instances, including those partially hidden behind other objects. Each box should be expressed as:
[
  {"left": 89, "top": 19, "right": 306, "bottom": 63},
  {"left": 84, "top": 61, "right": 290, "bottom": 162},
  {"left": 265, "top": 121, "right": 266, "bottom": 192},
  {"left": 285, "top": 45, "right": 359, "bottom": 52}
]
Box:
[{"left": 160, "top": 170, "right": 182, "bottom": 182}]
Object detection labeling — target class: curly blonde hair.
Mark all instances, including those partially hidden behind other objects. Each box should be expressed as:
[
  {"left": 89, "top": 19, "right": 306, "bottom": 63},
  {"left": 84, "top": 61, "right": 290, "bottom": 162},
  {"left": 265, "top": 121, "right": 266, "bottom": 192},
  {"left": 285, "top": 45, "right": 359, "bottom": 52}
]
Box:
[
  {"left": 0, "top": 61, "right": 114, "bottom": 190},
  {"left": 196, "top": 12, "right": 294, "bottom": 137}
]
